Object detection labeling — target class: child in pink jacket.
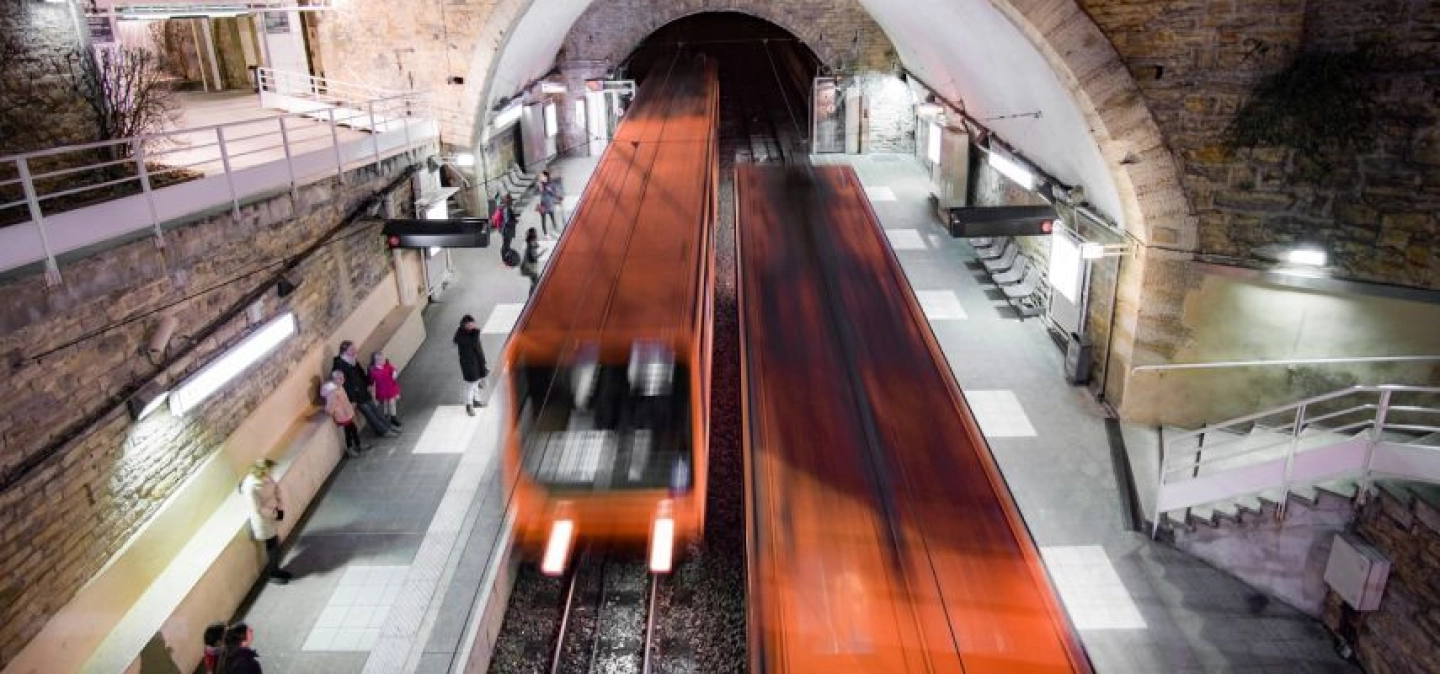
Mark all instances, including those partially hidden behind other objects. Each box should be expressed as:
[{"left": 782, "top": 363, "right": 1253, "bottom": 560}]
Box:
[{"left": 369, "top": 350, "right": 402, "bottom": 427}]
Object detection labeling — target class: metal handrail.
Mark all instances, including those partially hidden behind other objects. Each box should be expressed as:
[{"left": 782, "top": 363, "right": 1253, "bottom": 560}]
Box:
[
  {"left": 256, "top": 67, "right": 404, "bottom": 106},
  {"left": 1153, "top": 384, "right": 1440, "bottom": 536},
  {"left": 1132, "top": 354, "right": 1440, "bottom": 373},
  {"left": 0, "top": 87, "right": 438, "bottom": 284}
]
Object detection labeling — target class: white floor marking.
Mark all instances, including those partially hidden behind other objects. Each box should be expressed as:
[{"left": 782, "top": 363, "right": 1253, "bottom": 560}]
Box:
[
  {"left": 303, "top": 565, "right": 411, "bottom": 651},
  {"left": 917, "top": 290, "right": 968, "bottom": 320},
  {"left": 411, "top": 405, "right": 484, "bottom": 454},
  {"left": 1040, "top": 546, "right": 1148, "bottom": 630},
  {"left": 865, "top": 186, "right": 897, "bottom": 202},
  {"left": 885, "top": 229, "right": 927, "bottom": 251},
  {"left": 482, "top": 303, "right": 524, "bottom": 334},
  {"left": 965, "top": 390, "right": 1037, "bottom": 437},
  {"left": 361, "top": 399, "right": 502, "bottom": 672}
]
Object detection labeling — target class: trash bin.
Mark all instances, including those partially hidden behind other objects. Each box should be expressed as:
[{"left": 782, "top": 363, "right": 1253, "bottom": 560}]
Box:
[{"left": 1064, "top": 332, "right": 1093, "bottom": 385}]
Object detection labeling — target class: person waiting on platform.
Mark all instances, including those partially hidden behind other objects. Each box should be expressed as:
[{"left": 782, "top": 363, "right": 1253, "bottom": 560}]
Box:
[
  {"left": 520, "top": 227, "right": 547, "bottom": 296},
  {"left": 537, "top": 170, "right": 564, "bottom": 238},
  {"left": 499, "top": 193, "right": 519, "bottom": 262},
  {"left": 331, "top": 341, "right": 398, "bottom": 438},
  {"left": 455, "top": 314, "right": 489, "bottom": 416},
  {"left": 238, "top": 460, "right": 292, "bottom": 585}
]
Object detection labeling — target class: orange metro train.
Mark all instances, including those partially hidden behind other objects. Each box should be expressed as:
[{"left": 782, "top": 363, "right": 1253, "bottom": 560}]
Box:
[{"left": 500, "top": 55, "right": 719, "bottom": 577}]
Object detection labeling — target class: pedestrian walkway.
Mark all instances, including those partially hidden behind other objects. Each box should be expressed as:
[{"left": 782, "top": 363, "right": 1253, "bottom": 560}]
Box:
[{"left": 230, "top": 150, "right": 1355, "bottom": 674}]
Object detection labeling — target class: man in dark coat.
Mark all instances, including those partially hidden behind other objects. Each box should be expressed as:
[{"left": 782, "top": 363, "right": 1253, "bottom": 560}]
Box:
[
  {"left": 216, "top": 623, "right": 263, "bottom": 674},
  {"left": 454, "top": 315, "right": 489, "bottom": 416},
  {"left": 499, "top": 194, "right": 518, "bottom": 261},
  {"left": 332, "top": 340, "right": 398, "bottom": 437}
]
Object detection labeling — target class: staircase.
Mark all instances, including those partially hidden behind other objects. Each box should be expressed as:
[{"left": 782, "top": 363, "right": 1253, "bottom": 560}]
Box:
[{"left": 1153, "top": 385, "right": 1440, "bottom": 538}]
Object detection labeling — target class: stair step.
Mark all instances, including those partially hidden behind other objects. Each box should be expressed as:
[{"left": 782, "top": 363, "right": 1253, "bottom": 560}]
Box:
[
  {"left": 1376, "top": 479, "right": 1440, "bottom": 509},
  {"left": 1293, "top": 479, "right": 1360, "bottom": 506}
]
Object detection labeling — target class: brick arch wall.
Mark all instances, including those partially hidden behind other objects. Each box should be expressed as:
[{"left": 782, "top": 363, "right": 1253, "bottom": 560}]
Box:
[
  {"left": 991, "top": 1, "right": 1192, "bottom": 251},
  {"left": 562, "top": 0, "right": 895, "bottom": 73}
]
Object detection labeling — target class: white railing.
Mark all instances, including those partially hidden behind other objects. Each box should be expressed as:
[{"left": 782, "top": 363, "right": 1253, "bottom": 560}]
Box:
[
  {"left": 1153, "top": 384, "right": 1440, "bottom": 537},
  {"left": 257, "top": 68, "right": 407, "bottom": 115},
  {"left": 0, "top": 90, "right": 438, "bottom": 285}
]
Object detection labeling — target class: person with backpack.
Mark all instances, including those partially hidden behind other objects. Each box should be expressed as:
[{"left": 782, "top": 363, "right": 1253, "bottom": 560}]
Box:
[
  {"left": 499, "top": 194, "right": 519, "bottom": 264},
  {"left": 520, "top": 227, "right": 547, "bottom": 296}
]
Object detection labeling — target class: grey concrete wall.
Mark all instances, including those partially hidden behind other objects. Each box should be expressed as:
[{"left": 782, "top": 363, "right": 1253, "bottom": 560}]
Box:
[{"left": 1173, "top": 490, "right": 1356, "bottom": 617}]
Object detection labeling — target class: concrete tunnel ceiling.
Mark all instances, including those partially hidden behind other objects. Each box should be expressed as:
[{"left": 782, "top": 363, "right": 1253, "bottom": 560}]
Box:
[{"left": 477, "top": 0, "right": 1138, "bottom": 238}]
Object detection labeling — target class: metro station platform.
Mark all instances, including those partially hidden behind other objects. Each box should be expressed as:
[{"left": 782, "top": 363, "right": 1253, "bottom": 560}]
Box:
[{"left": 228, "top": 151, "right": 1356, "bottom": 673}]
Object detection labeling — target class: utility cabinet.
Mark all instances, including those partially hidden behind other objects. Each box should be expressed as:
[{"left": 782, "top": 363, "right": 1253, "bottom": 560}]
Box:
[{"left": 1323, "top": 533, "right": 1390, "bottom": 611}]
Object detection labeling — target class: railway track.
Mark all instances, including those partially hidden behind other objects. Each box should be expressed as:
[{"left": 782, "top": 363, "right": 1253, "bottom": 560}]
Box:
[
  {"left": 549, "top": 554, "right": 659, "bottom": 674},
  {"left": 494, "top": 25, "right": 817, "bottom": 671}
]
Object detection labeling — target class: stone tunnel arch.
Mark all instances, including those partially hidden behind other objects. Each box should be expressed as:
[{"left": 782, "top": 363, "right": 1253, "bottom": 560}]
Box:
[
  {"left": 467, "top": 0, "right": 1188, "bottom": 250},
  {"left": 571, "top": 2, "right": 894, "bottom": 74}
]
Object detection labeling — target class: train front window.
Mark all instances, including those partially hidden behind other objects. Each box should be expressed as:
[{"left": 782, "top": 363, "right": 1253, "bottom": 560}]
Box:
[{"left": 514, "top": 357, "right": 692, "bottom": 493}]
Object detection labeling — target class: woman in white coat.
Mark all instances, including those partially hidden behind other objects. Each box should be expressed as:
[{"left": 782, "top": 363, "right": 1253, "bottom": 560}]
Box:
[{"left": 239, "top": 459, "right": 293, "bottom": 584}]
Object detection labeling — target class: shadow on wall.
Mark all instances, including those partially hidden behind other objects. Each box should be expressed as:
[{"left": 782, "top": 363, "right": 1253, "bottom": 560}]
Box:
[{"left": 138, "top": 630, "right": 182, "bottom": 674}]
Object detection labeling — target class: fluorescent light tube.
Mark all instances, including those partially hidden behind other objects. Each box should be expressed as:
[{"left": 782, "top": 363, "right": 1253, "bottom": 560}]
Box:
[
  {"left": 170, "top": 312, "right": 296, "bottom": 415},
  {"left": 987, "top": 147, "right": 1036, "bottom": 190}
]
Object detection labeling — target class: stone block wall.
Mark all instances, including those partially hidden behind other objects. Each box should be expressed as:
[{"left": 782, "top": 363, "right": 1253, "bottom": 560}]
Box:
[
  {"left": 1081, "top": 0, "right": 1439, "bottom": 290},
  {"left": 0, "top": 150, "right": 422, "bottom": 666},
  {"left": 855, "top": 72, "right": 915, "bottom": 154},
  {"left": 0, "top": 0, "right": 99, "bottom": 156},
  {"left": 1323, "top": 488, "right": 1440, "bottom": 673},
  {"left": 562, "top": 0, "right": 893, "bottom": 74}
]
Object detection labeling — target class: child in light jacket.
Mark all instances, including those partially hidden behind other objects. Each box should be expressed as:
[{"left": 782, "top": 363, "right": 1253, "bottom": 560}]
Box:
[{"left": 322, "top": 370, "right": 363, "bottom": 457}]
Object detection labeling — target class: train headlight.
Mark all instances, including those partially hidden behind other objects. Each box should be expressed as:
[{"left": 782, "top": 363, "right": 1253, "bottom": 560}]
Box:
[
  {"left": 541, "top": 519, "right": 575, "bottom": 577},
  {"left": 649, "top": 500, "right": 676, "bottom": 574}
]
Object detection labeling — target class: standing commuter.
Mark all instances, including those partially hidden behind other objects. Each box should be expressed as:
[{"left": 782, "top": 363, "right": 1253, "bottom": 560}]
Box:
[
  {"left": 454, "top": 315, "right": 489, "bottom": 416},
  {"left": 238, "top": 460, "right": 292, "bottom": 585},
  {"left": 499, "top": 194, "right": 519, "bottom": 260},
  {"left": 537, "top": 170, "right": 563, "bottom": 238},
  {"left": 331, "top": 341, "right": 397, "bottom": 438},
  {"left": 520, "top": 227, "right": 546, "bottom": 296}
]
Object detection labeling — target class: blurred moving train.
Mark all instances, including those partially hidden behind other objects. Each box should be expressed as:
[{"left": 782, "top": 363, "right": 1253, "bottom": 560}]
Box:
[
  {"left": 737, "top": 164, "right": 1091, "bottom": 672},
  {"left": 501, "top": 55, "right": 720, "bottom": 576}
]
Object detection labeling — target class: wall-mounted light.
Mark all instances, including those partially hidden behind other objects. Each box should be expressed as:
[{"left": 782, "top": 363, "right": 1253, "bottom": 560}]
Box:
[
  {"left": 916, "top": 102, "right": 944, "bottom": 118},
  {"left": 986, "top": 146, "right": 1037, "bottom": 191},
  {"left": 170, "top": 312, "right": 296, "bottom": 415},
  {"left": 453, "top": 152, "right": 475, "bottom": 167},
  {"left": 1285, "top": 248, "right": 1327, "bottom": 267},
  {"left": 540, "top": 81, "right": 567, "bottom": 94},
  {"left": 126, "top": 380, "right": 170, "bottom": 421},
  {"left": 490, "top": 102, "right": 523, "bottom": 133}
]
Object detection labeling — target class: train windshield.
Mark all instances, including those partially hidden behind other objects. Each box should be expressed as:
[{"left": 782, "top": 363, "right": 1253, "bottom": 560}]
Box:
[{"left": 513, "top": 346, "right": 692, "bottom": 493}]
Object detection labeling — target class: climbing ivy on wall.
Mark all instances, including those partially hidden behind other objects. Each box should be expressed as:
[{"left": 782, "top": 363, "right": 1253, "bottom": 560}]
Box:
[{"left": 1225, "top": 46, "right": 1379, "bottom": 166}]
